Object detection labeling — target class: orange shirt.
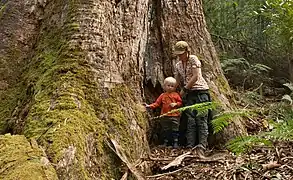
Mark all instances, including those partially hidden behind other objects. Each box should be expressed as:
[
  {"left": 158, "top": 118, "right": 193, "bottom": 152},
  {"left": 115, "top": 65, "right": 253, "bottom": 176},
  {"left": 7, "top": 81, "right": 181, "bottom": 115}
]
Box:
[{"left": 149, "top": 92, "right": 182, "bottom": 117}]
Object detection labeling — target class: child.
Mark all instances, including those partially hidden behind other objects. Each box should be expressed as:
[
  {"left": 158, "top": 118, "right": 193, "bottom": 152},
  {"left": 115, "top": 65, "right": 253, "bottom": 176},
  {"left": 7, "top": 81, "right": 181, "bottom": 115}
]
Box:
[{"left": 146, "top": 77, "right": 182, "bottom": 148}]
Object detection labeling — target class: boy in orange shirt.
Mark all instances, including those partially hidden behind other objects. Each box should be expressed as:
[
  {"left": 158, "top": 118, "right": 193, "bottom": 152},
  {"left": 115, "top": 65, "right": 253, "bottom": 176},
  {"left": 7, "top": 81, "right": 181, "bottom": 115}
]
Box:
[{"left": 146, "top": 77, "right": 182, "bottom": 148}]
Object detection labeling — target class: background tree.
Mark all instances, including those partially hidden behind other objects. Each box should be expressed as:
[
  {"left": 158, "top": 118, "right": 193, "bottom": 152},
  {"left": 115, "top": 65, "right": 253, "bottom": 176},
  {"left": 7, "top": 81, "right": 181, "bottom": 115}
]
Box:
[
  {"left": 203, "top": 0, "right": 293, "bottom": 88},
  {"left": 0, "top": 0, "right": 245, "bottom": 179}
]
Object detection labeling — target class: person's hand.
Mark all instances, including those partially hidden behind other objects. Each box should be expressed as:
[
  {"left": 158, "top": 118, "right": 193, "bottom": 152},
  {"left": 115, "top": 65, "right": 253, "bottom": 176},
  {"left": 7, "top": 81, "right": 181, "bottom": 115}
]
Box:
[
  {"left": 170, "top": 103, "right": 177, "bottom": 107},
  {"left": 144, "top": 103, "right": 150, "bottom": 108}
]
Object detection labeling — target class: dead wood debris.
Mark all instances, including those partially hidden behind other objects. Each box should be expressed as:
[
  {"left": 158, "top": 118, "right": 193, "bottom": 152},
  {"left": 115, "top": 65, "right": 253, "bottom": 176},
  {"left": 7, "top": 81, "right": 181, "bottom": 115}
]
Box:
[{"left": 144, "top": 141, "right": 293, "bottom": 180}]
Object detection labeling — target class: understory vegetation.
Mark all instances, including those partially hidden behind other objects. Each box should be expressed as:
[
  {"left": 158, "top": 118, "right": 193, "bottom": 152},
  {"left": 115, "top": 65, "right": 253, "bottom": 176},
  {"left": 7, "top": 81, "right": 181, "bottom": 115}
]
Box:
[{"left": 203, "top": 0, "right": 293, "bottom": 156}]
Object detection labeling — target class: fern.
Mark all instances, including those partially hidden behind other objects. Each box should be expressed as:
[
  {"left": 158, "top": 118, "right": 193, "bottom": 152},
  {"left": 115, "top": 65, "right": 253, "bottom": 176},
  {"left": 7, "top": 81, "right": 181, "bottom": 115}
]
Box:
[
  {"left": 150, "top": 102, "right": 217, "bottom": 120},
  {"left": 251, "top": 63, "right": 272, "bottom": 73},
  {"left": 282, "top": 82, "right": 293, "bottom": 104},
  {"left": 283, "top": 82, "right": 293, "bottom": 92},
  {"left": 212, "top": 110, "right": 254, "bottom": 134},
  {"left": 227, "top": 135, "right": 272, "bottom": 155},
  {"left": 228, "top": 107, "right": 293, "bottom": 155},
  {"left": 221, "top": 58, "right": 250, "bottom": 72},
  {"left": 281, "top": 94, "right": 292, "bottom": 104},
  {"left": 264, "top": 119, "right": 293, "bottom": 141}
]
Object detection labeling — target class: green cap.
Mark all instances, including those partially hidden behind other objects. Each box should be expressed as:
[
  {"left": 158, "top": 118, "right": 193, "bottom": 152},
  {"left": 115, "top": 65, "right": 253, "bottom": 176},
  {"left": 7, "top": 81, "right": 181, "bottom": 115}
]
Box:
[{"left": 174, "top": 41, "right": 190, "bottom": 55}]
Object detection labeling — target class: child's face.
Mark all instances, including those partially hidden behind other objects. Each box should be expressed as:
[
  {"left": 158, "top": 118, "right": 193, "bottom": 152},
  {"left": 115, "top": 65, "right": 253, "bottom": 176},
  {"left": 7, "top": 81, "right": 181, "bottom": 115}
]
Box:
[{"left": 164, "top": 82, "right": 176, "bottom": 92}]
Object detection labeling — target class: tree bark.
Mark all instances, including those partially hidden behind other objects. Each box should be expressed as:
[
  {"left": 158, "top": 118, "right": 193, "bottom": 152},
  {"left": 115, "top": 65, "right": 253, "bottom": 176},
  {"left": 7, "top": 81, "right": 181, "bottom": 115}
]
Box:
[
  {"left": 0, "top": 0, "right": 245, "bottom": 179},
  {"left": 289, "top": 56, "right": 293, "bottom": 83},
  {"left": 146, "top": 0, "right": 246, "bottom": 144}
]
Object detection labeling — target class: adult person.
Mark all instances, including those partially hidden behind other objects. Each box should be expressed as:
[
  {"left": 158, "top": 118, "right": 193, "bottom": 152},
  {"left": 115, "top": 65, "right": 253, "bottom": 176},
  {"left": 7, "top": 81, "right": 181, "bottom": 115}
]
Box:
[{"left": 173, "top": 41, "right": 211, "bottom": 156}]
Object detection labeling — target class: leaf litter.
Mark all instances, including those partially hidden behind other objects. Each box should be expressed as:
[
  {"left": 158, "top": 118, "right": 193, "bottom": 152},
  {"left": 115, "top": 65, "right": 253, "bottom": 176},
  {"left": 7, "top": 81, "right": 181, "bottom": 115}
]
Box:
[{"left": 143, "top": 141, "right": 293, "bottom": 180}]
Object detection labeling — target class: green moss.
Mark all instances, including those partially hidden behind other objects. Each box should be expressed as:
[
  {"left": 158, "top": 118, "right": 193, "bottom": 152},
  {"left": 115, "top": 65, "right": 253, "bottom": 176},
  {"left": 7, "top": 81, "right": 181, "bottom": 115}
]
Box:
[
  {"left": 0, "top": 1, "right": 7, "bottom": 18},
  {"left": 0, "top": 0, "right": 149, "bottom": 179},
  {"left": 0, "top": 134, "right": 58, "bottom": 180},
  {"left": 216, "top": 75, "right": 231, "bottom": 93}
]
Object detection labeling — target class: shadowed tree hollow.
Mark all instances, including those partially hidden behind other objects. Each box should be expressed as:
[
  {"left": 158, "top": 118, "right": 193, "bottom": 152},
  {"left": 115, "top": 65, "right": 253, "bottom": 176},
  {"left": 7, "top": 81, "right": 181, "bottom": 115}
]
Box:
[{"left": 0, "top": 0, "right": 245, "bottom": 179}]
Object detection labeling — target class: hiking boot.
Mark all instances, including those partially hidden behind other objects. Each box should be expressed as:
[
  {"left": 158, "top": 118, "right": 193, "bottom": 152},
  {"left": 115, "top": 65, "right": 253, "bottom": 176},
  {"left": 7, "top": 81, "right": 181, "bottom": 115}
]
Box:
[{"left": 194, "top": 144, "right": 206, "bottom": 158}]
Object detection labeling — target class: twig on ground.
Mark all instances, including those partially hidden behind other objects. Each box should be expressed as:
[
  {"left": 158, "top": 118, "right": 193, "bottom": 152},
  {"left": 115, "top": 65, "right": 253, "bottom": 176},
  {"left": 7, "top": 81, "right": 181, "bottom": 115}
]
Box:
[
  {"left": 161, "top": 151, "right": 191, "bottom": 170},
  {"left": 146, "top": 163, "right": 194, "bottom": 179},
  {"left": 120, "top": 171, "right": 128, "bottom": 180}
]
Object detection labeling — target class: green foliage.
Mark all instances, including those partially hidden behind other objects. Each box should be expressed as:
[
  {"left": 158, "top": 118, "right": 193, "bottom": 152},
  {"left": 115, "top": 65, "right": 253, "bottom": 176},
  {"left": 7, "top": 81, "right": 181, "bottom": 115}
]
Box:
[
  {"left": 281, "top": 82, "right": 293, "bottom": 104},
  {"left": 221, "top": 57, "right": 271, "bottom": 88},
  {"left": 222, "top": 58, "right": 271, "bottom": 73},
  {"left": 227, "top": 135, "right": 272, "bottom": 154},
  {"left": 212, "top": 109, "right": 254, "bottom": 134},
  {"left": 260, "top": 0, "right": 293, "bottom": 49},
  {"left": 151, "top": 102, "right": 253, "bottom": 135},
  {"left": 0, "top": 1, "right": 8, "bottom": 18},
  {"left": 228, "top": 102, "right": 293, "bottom": 155},
  {"left": 203, "top": 0, "right": 292, "bottom": 85},
  {"left": 265, "top": 118, "right": 293, "bottom": 140},
  {"left": 151, "top": 102, "right": 217, "bottom": 119},
  {"left": 203, "top": 0, "right": 265, "bottom": 41}
]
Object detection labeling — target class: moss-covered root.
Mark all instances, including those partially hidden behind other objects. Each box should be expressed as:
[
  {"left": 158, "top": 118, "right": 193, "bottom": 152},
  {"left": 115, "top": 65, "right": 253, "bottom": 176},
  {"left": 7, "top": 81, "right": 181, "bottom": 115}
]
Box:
[{"left": 0, "top": 134, "right": 58, "bottom": 180}]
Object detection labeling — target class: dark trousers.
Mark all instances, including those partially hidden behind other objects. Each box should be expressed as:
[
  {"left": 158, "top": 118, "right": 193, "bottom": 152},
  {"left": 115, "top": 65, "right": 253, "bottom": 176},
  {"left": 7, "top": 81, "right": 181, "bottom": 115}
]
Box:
[
  {"left": 180, "top": 90, "right": 211, "bottom": 148},
  {"left": 160, "top": 116, "right": 180, "bottom": 143}
]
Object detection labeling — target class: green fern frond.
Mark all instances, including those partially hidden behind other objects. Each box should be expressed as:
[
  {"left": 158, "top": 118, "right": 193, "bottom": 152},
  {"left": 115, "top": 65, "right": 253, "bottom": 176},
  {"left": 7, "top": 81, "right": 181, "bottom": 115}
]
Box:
[
  {"left": 265, "top": 119, "right": 293, "bottom": 140},
  {"left": 212, "top": 110, "right": 254, "bottom": 134},
  {"left": 281, "top": 94, "right": 293, "bottom": 104},
  {"left": 283, "top": 82, "right": 293, "bottom": 92},
  {"left": 252, "top": 63, "right": 272, "bottom": 72},
  {"left": 150, "top": 102, "right": 217, "bottom": 120},
  {"left": 228, "top": 119, "right": 293, "bottom": 155},
  {"left": 227, "top": 135, "right": 272, "bottom": 155},
  {"left": 221, "top": 58, "right": 250, "bottom": 71}
]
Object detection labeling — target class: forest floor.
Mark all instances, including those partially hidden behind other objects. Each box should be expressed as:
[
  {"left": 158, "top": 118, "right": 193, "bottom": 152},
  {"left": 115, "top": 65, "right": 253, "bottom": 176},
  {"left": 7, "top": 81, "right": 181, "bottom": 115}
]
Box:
[
  {"left": 142, "top": 90, "right": 293, "bottom": 180},
  {"left": 145, "top": 142, "right": 293, "bottom": 180}
]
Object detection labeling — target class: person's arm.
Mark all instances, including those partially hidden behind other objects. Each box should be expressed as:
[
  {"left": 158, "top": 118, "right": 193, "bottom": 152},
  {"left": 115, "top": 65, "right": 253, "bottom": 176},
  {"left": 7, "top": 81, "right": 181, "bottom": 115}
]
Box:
[
  {"left": 185, "top": 67, "right": 199, "bottom": 89},
  {"left": 174, "top": 64, "right": 181, "bottom": 88},
  {"left": 175, "top": 93, "right": 183, "bottom": 107},
  {"left": 146, "top": 94, "right": 163, "bottom": 109},
  {"left": 184, "top": 56, "right": 201, "bottom": 90}
]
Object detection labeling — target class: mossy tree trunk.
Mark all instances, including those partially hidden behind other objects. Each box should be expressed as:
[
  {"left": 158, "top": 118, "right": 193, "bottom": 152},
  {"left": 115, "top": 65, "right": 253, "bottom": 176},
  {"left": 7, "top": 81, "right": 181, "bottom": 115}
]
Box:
[{"left": 0, "top": 0, "right": 245, "bottom": 179}]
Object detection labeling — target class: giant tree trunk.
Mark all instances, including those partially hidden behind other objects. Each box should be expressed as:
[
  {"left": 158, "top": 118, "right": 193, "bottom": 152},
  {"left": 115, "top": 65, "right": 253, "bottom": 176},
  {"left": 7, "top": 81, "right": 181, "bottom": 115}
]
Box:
[
  {"left": 145, "top": 0, "right": 246, "bottom": 144},
  {"left": 0, "top": 0, "right": 245, "bottom": 179}
]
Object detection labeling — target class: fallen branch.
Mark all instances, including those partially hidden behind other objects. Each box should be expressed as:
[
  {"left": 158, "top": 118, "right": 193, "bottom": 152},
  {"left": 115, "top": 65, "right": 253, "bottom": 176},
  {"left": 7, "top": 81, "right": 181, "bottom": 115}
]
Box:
[
  {"left": 146, "top": 163, "right": 194, "bottom": 179},
  {"left": 161, "top": 152, "right": 191, "bottom": 170},
  {"left": 145, "top": 156, "right": 173, "bottom": 162},
  {"left": 120, "top": 171, "right": 128, "bottom": 180}
]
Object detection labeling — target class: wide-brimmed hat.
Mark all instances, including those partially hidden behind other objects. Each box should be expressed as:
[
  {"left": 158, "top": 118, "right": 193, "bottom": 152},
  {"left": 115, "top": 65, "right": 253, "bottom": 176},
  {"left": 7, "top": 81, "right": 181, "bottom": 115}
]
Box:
[{"left": 174, "top": 41, "right": 190, "bottom": 55}]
